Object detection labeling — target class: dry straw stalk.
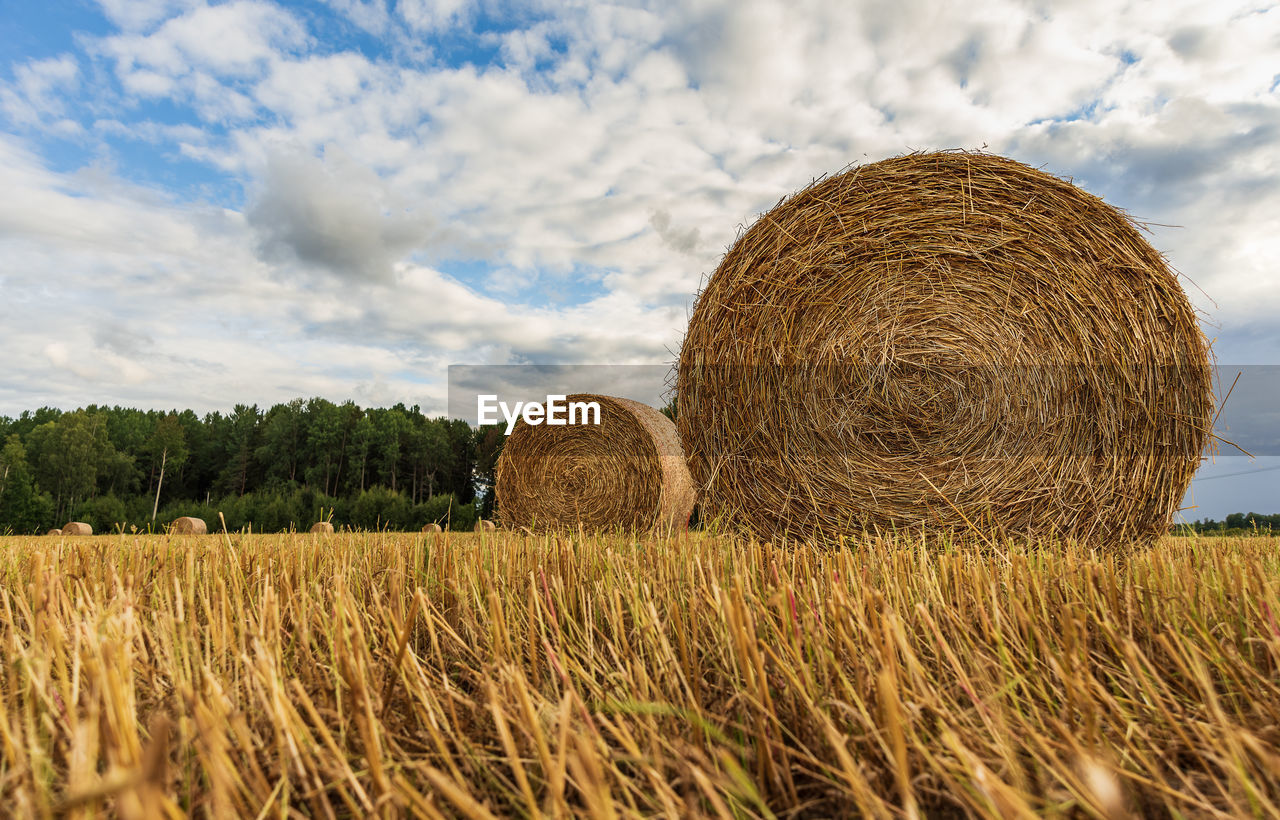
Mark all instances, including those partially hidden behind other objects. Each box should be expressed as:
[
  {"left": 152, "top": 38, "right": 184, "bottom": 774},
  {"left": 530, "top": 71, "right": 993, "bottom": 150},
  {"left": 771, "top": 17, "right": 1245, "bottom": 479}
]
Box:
[
  {"left": 495, "top": 393, "right": 695, "bottom": 533},
  {"left": 677, "top": 151, "right": 1213, "bottom": 546},
  {"left": 2, "top": 531, "right": 1278, "bottom": 815}
]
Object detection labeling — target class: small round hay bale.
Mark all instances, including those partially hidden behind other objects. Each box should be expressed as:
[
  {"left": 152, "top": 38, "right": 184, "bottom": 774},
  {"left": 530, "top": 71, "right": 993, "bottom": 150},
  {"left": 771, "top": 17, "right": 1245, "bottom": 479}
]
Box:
[
  {"left": 46, "top": 528, "right": 62, "bottom": 536},
  {"left": 309, "top": 521, "right": 334, "bottom": 534},
  {"left": 677, "top": 151, "right": 1213, "bottom": 546},
  {"left": 474, "top": 519, "right": 496, "bottom": 533},
  {"left": 495, "top": 393, "right": 696, "bottom": 533},
  {"left": 170, "top": 516, "right": 207, "bottom": 534},
  {"left": 62, "top": 522, "right": 92, "bottom": 536},
  {"left": 422, "top": 522, "right": 443, "bottom": 533}
]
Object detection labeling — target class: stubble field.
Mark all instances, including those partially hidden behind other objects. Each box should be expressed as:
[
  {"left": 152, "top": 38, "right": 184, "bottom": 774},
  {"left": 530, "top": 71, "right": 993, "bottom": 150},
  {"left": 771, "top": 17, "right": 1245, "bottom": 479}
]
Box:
[{"left": 2, "top": 529, "right": 1279, "bottom": 818}]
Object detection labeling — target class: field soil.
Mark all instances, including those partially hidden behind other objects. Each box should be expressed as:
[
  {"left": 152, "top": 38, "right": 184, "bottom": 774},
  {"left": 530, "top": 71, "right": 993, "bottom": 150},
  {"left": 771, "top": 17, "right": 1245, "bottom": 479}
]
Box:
[{"left": 2, "top": 531, "right": 1279, "bottom": 818}]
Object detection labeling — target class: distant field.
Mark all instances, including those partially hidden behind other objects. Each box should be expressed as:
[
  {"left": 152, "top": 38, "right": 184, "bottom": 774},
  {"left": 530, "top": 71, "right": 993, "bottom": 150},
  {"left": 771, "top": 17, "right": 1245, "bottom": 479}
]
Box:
[{"left": 2, "top": 531, "right": 1279, "bottom": 818}]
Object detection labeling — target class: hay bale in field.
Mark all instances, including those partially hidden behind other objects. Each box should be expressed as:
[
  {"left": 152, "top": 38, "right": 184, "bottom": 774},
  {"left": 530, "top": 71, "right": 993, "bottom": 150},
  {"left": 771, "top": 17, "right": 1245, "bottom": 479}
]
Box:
[
  {"left": 62, "top": 522, "right": 92, "bottom": 536},
  {"left": 309, "top": 521, "right": 334, "bottom": 534},
  {"left": 495, "top": 394, "right": 696, "bottom": 533},
  {"left": 170, "top": 516, "right": 207, "bottom": 534},
  {"left": 422, "top": 522, "right": 443, "bottom": 533},
  {"left": 474, "top": 519, "right": 496, "bottom": 533},
  {"left": 46, "top": 528, "right": 62, "bottom": 536},
  {"left": 676, "top": 151, "right": 1213, "bottom": 546}
]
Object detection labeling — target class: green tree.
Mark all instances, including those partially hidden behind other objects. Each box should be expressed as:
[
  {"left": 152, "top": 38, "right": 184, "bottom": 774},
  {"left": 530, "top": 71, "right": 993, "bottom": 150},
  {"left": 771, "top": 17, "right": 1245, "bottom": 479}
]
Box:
[
  {"left": 147, "top": 413, "right": 189, "bottom": 522},
  {"left": 216, "top": 404, "right": 261, "bottom": 496},
  {"left": 71, "top": 494, "right": 128, "bottom": 534},
  {"left": 0, "top": 436, "right": 53, "bottom": 533},
  {"left": 473, "top": 424, "right": 504, "bottom": 518},
  {"left": 257, "top": 399, "right": 304, "bottom": 485},
  {"left": 406, "top": 415, "right": 450, "bottom": 503},
  {"left": 444, "top": 418, "right": 477, "bottom": 502},
  {"left": 346, "top": 413, "right": 376, "bottom": 494},
  {"left": 26, "top": 411, "right": 118, "bottom": 520},
  {"left": 371, "top": 407, "right": 411, "bottom": 493},
  {"left": 303, "top": 398, "right": 344, "bottom": 496}
]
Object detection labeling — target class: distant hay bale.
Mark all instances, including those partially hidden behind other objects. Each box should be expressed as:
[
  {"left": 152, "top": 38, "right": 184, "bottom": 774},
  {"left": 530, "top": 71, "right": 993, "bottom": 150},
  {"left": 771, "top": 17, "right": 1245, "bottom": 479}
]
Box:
[
  {"left": 46, "top": 528, "right": 62, "bottom": 536},
  {"left": 170, "top": 516, "right": 207, "bottom": 534},
  {"left": 474, "top": 519, "right": 496, "bottom": 533},
  {"left": 495, "top": 393, "right": 696, "bottom": 533},
  {"left": 62, "top": 522, "right": 92, "bottom": 536},
  {"left": 309, "top": 521, "right": 334, "bottom": 534},
  {"left": 677, "top": 151, "right": 1213, "bottom": 546},
  {"left": 422, "top": 523, "right": 443, "bottom": 533}
]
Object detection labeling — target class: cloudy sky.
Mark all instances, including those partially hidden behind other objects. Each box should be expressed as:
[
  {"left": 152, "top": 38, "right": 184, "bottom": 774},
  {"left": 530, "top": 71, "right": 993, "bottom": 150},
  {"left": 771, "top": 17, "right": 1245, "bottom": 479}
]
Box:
[{"left": 1, "top": 0, "right": 1277, "bottom": 518}]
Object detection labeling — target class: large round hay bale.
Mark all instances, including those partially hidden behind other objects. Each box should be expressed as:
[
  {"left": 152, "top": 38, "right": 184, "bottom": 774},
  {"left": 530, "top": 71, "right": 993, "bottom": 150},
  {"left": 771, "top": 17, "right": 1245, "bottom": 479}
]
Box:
[
  {"left": 422, "top": 522, "right": 443, "bottom": 533},
  {"left": 495, "top": 394, "right": 696, "bottom": 533},
  {"left": 46, "top": 528, "right": 62, "bottom": 536},
  {"left": 677, "top": 151, "right": 1213, "bottom": 546},
  {"left": 309, "top": 521, "right": 334, "bottom": 534},
  {"left": 62, "top": 522, "right": 92, "bottom": 536},
  {"left": 170, "top": 516, "right": 207, "bottom": 534},
  {"left": 474, "top": 519, "right": 496, "bottom": 533}
]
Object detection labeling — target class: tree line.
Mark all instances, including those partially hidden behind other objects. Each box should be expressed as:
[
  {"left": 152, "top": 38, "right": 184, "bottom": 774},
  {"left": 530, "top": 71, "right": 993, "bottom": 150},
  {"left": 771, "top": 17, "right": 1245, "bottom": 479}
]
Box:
[
  {"left": 3, "top": 398, "right": 1266, "bottom": 538},
  {"left": 0, "top": 399, "right": 507, "bottom": 534},
  {"left": 1173, "top": 513, "right": 1280, "bottom": 536}
]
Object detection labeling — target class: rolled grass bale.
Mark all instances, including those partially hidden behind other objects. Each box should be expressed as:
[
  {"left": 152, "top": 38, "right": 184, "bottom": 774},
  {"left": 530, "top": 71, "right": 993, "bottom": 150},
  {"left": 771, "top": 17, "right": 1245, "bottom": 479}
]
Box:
[
  {"left": 170, "top": 516, "right": 207, "bottom": 535},
  {"left": 474, "top": 519, "right": 496, "bottom": 533},
  {"left": 46, "top": 528, "right": 62, "bottom": 536},
  {"left": 676, "top": 151, "right": 1213, "bottom": 546},
  {"left": 309, "top": 521, "right": 334, "bottom": 534},
  {"left": 422, "top": 522, "right": 443, "bottom": 533},
  {"left": 62, "top": 522, "right": 93, "bottom": 536},
  {"left": 496, "top": 394, "right": 696, "bottom": 533}
]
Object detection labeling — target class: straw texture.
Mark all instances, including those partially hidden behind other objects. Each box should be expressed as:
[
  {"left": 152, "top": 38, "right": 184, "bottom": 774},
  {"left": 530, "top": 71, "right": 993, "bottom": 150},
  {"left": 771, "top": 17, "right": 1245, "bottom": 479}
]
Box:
[
  {"left": 309, "top": 521, "right": 334, "bottom": 534},
  {"left": 677, "top": 151, "right": 1213, "bottom": 546},
  {"left": 61, "top": 522, "right": 92, "bottom": 536},
  {"left": 422, "top": 523, "right": 443, "bottom": 533},
  {"left": 496, "top": 394, "right": 696, "bottom": 533},
  {"left": 45, "top": 528, "right": 61, "bottom": 536},
  {"left": 170, "top": 516, "right": 207, "bottom": 535},
  {"left": 474, "top": 519, "right": 496, "bottom": 533}
]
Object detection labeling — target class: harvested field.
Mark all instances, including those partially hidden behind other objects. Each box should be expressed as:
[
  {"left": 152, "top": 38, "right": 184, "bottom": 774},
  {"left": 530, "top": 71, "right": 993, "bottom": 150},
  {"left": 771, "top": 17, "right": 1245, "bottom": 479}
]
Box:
[{"left": 2, "top": 530, "right": 1278, "bottom": 817}]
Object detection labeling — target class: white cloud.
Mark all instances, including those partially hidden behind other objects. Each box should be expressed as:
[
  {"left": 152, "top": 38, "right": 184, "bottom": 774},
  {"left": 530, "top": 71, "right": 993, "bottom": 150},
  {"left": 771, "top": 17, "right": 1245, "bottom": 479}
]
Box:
[
  {"left": 246, "top": 144, "right": 437, "bottom": 283},
  {"left": 95, "top": 0, "right": 194, "bottom": 32},
  {"left": 323, "top": 0, "right": 392, "bottom": 35},
  {"left": 3, "top": 0, "right": 1280, "bottom": 420},
  {"left": 1, "top": 54, "right": 81, "bottom": 132},
  {"left": 95, "top": 0, "right": 308, "bottom": 120},
  {"left": 396, "top": 0, "right": 475, "bottom": 32}
]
